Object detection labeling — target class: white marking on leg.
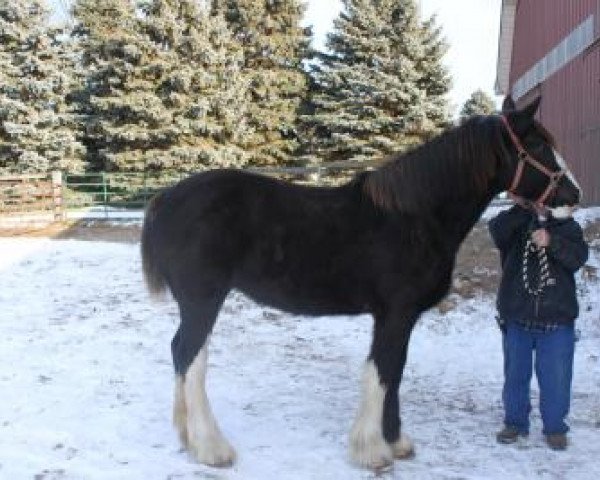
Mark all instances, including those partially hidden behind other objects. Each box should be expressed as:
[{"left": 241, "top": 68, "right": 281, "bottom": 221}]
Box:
[
  {"left": 184, "top": 340, "right": 236, "bottom": 467},
  {"left": 173, "top": 375, "right": 188, "bottom": 446},
  {"left": 393, "top": 432, "right": 415, "bottom": 459},
  {"left": 349, "top": 360, "right": 393, "bottom": 470}
]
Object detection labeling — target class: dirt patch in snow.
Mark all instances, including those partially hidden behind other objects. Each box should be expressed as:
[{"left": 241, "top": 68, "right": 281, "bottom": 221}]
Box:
[{"left": 0, "top": 220, "right": 141, "bottom": 243}]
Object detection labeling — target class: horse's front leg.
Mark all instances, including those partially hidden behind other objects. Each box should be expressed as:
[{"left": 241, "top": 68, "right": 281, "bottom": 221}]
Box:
[{"left": 350, "top": 311, "right": 416, "bottom": 470}]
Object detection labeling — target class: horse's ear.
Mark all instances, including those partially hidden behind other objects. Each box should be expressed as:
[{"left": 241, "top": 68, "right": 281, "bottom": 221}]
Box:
[
  {"left": 501, "top": 95, "right": 516, "bottom": 113},
  {"left": 519, "top": 96, "right": 541, "bottom": 119},
  {"left": 510, "top": 96, "right": 541, "bottom": 134}
]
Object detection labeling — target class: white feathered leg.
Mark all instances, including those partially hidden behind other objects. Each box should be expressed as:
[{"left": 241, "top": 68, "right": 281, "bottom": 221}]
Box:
[
  {"left": 184, "top": 341, "right": 236, "bottom": 467},
  {"left": 349, "top": 360, "right": 393, "bottom": 469},
  {"left": 173, "top": 375, "right": 188, "bottom": 446}
]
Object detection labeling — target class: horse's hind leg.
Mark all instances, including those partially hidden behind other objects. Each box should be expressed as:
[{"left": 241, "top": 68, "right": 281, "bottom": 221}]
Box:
[{"left": 171, "top": 293, "right": 235, "bottom": 467}]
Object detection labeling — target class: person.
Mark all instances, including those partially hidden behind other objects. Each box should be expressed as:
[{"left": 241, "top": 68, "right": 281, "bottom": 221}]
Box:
[{"left": 488, "top": 195, "right": 588, "bottom": 451}]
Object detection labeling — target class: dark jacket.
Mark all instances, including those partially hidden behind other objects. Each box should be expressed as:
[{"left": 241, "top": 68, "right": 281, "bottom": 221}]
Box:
[{"left": 488, "top": 205, "right": 589, "bottom": 326}]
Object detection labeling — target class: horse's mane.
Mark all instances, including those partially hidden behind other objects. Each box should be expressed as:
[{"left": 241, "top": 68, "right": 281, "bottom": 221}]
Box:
[{"left": 363, "top": 115, "right": 507, "bottom": 212}]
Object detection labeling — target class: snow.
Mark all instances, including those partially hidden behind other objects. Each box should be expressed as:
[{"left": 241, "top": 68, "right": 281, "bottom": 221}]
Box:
[
  {"left": 65, "top": 207, "right": 144, "bottom": 223},
  {"left": 575, "top": 206, "right": 600, "bottom": 227},
  {"left": 0, "top": 207, "right": 143, "bottom": 230},
  {"left": 0, "top": 213, "right": 599, "bottom": 479}
]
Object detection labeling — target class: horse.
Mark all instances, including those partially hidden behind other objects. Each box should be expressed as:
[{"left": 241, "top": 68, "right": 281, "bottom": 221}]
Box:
[{"left": 141, "top": 96, "right": 581, "bottom": 470}]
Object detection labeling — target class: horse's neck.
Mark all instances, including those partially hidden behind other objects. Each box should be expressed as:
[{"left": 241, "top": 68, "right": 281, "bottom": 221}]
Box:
[{"left": 432, "top": 192, "right": 495, "bottom": 249}]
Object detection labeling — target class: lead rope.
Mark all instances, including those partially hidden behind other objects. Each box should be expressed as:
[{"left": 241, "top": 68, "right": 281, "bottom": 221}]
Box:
[{"left": 522, "top": 234, "right": 552, "bottom": 296}]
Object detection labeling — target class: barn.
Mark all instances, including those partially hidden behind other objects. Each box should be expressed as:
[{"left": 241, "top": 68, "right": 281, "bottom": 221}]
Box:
[{"left": 496, "top": 0, "right": 600, "bottom": 206}]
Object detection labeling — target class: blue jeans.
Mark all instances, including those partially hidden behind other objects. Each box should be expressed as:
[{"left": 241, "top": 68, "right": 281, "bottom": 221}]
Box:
[{"left": 502, "top": 322, "right": 575, "bottom": 435}]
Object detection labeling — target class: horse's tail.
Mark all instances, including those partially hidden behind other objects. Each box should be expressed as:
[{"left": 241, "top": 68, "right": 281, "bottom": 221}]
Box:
[{"left": 141, "top": 191, "right": 168, "bottom": 299}]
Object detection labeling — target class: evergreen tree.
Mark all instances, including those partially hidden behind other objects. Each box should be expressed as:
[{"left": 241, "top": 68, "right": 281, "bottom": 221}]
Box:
[
  {"left": 460, "top": 89, "right": 496, "bottom": 122},
  {"left": 416, "top": 14, "right": 452, "bottom": 130},
  {"left": 301, "top": 0, "right": 451, "bottom": 165},
  {"left": 141, "top": 0, "right": 252, "bottom": 171},
  {"left": 71, "top": 0, "right": 158, "bottom": 171},
  {"left": 72, "top": 0, "right": 252, "bottom": 172},
  {"left": 0, "top": 0, "right": 84, "bottom": 173},
  {"left": 212, "top": 0, "right": 311, "bottom": 166}
]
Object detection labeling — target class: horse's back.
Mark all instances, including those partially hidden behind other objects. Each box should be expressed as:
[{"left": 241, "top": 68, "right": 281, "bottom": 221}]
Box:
[
  {"left": 158, "top": 169, "right": 354, "bottom": 213},
  {"left": 157, "top": 168, "right": 366, "bottom": 228}
]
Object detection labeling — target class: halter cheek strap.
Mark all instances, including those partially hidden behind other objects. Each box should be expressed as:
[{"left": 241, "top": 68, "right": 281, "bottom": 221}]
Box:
[{"left": 501, "top": 115, "right": 566, "bottom": 206}]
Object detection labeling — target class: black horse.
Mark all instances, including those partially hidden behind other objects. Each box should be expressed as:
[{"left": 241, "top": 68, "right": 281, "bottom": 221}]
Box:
[{"left": 141, "top": 97, "right": 580, "bottom": 469}]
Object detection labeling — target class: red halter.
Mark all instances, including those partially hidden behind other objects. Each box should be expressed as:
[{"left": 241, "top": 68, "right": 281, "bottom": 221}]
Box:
[{"left": 501, "top": 115, "right": 565, "bottom": 206}]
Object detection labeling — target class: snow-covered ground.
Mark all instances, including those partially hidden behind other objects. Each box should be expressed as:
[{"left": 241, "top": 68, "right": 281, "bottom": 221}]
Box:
[{"left": 0, "top": 212, "right": 599, "bottom": 479}]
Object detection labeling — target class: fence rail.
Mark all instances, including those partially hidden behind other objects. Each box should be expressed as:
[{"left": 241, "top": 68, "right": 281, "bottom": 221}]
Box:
[
  {"left": 0, "top": 163, "right": 375, "bottom": 224},
  {"left": 0, "top": 165, "right": 510, "bottom": 227},
  {"left": 0, "top": 172, "right": 62, "bottom": 224}
]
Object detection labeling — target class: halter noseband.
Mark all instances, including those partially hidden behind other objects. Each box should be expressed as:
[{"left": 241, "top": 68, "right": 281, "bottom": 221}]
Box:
[{"left": 501, "top": 115, "right": 566, "bottom": 206}]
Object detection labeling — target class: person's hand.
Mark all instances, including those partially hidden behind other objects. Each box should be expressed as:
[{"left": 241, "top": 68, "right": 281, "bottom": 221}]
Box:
[
  {"left": 531, "top": 228, "right": 550, "bottom": 248},
  {"left": 531, "top": 202, "right": 549, "bottom": 218}
]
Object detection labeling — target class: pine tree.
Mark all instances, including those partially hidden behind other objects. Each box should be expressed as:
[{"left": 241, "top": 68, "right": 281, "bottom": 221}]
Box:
[
  {"left": 212, "top": 0, "right": 311, "bottom": 166},
  {"left": 0, "top": 0, "right": 84, "bottom": 173},
  {"left": 71, "top": 0, "right": 145, "bottom": 171},
  {"left": 460, "top": 89, "right": 496, "bottom": 123},
  {"left": 301, "top": 0, "right": 451, "bottom": 165},
  {"left": 72, "top": 0, "right": 252, "bottom": 172},
  {"left": 140, "top": 0, "right": 252, "bottom": 171},
  {"left": 416, "top": 14, "right": 452, "bottom": 131},
  {"left": 72, "top": 0, "right": 168, "bottom": 172}
]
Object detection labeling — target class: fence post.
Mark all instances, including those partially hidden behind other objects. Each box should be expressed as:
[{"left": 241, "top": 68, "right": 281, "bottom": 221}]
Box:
[
  {"left": 102, "top": 172, "right": 108, "bottom": 219},
  {"left": 51, "top": 171, "right": 64, "bottom": 221}
]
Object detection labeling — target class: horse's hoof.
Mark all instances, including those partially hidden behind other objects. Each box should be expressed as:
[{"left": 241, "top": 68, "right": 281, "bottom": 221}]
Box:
[
  {"left": 189, "top": 435, "right": 237, "bottom": 468},
  {"left": 393, "top": 433, "right": 415, "bottom": 460},
  {"left": 350, "top": 435, "right": 394, "bottom": 470}
]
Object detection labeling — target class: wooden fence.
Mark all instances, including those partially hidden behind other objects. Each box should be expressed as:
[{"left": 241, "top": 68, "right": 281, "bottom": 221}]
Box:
[{"left": 0, "top": 172, "right": 63, "bottom": 226}]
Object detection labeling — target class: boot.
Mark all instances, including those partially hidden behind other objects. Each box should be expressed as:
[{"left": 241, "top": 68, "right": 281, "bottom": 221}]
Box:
[
  {"left": 545, "top": 433, "right": 567, "bottom": 451},
  {"left": 496, "top": 426, "right": 528, "bottom": 444}
]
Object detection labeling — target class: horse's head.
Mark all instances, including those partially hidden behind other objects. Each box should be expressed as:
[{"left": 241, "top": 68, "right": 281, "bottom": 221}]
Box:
[{"left": 500, "top": 96, "right": 581, "bottom": 218}]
